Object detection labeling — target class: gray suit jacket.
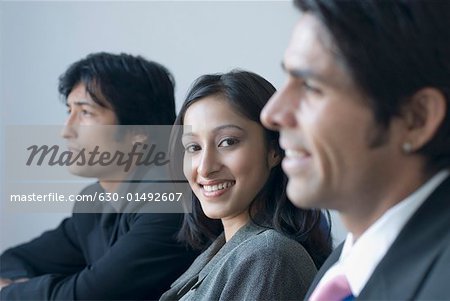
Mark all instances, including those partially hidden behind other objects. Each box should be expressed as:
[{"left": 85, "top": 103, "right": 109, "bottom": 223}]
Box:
[
  {"left": 305, "top": 175, "right": 450, "bottom": 300},
  {"left": 160, "top": 222, "right": 317, "bottom": 301}
]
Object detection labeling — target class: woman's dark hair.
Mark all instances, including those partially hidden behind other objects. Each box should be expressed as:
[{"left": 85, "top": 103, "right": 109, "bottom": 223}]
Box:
[
  {"left": 170, "top": 70, "right": 332, "bottom": 268},
  {"left": 294, "top": 0, "right": 450, "bottom": 172},
  {"left": 58, "top": 52, "right": 176, "bottom": 125}
]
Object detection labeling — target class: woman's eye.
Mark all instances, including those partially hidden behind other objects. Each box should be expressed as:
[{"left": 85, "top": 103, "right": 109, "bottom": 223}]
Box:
[
  {"left": 185, "top": 144, "right": 200, "bottom": 153},
  {"left": 219, "top": 138, "right": 239, "bottom": 147}
]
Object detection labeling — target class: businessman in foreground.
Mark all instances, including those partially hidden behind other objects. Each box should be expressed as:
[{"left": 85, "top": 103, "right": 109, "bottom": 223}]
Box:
[{"left": 261, "top": 1, "right": 450, "bottom": 300}]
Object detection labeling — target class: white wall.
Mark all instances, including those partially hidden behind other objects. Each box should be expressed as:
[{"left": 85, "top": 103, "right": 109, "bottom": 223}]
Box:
[{"left": 0, "top": 1, "right": 347, "bottom": 253}]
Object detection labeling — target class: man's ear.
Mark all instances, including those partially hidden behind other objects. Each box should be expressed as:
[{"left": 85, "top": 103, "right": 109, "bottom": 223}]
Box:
[
  {"left": 400, "top": 87, "right": 446, "bottom": 153},
  {"left": 132, "top": 133, "right": 148, "bottom": 145}
]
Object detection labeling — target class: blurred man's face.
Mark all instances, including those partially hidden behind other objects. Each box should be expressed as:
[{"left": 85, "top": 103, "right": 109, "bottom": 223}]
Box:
[
  {"left": 61, "top": 83, "right": 134, "bottom": 182},
  {"left": 261, "top": 14, "right": 406, "bottom": 211}
]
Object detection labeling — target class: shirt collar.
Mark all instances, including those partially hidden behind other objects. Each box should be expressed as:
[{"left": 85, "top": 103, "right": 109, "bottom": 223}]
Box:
[{"left": 326, "top": 170, "right": 449, "bottom": 296}]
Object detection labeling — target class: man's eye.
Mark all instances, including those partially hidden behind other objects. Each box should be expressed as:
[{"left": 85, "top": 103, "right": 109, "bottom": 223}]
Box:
[
  {"left": 302, "top": 81, "right": 322, "bottom": 94},
  {"left": 219, "top": 138, "right": 239, "bottom": 147},
  {"left": 81, "top": 110, "right": 93, "bottom": 116}
]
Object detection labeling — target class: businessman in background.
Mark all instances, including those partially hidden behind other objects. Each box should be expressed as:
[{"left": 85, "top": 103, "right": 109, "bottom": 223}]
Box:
[
  {"left": 0, "top": 52, "right": 197, "bottom": 300},
  {"left": 261, "top": 0, "right": 450, "bottom": 300}
]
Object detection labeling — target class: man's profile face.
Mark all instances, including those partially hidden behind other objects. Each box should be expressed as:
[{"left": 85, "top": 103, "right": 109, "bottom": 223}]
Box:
[
  {"left": 61, "top": 83, "right": 134, "bottom": 180},
  {"left": 261, "top": 14, "right": 405, "bottom": 211}
]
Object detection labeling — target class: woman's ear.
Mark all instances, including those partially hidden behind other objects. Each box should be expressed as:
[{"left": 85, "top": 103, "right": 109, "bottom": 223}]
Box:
[
  {"left": 400, "top": 87, "right": 446, "bottom": 153},
  {"left": 267, "top": 142, "right": 282, "bottom": 169}
]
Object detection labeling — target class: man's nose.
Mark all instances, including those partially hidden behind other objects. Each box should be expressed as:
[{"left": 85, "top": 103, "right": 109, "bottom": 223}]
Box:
[
  {"left": 261, "top": 85, "right": 298, "bottom": 130},
  {"left": 60, "top": 113, "right": 78, "bottom": 139}
]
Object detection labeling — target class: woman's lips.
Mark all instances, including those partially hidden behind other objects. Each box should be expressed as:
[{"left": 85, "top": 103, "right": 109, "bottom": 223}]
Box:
[{"left": 199, "top": 180, "right": 235, "bottom": 198}]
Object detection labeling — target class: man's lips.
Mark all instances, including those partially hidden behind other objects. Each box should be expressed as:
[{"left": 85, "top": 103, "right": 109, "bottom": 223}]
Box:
[
  {"left": 281, "top": 145, "right": 312, "bottom": 176},
  {"left": 284, "top": 148, "right": 311, "bottom": 159},
  {"left": 280, "top": 136, "right": 311, "bottom": 158},
  {"left": 67, "top": 146, "right": 82, "bottom": 153}
]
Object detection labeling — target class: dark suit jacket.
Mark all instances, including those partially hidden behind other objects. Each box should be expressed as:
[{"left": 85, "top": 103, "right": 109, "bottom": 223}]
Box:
[
  {"left": 305, "top": 175, "right": 450, "bottom": 300},
  {"left": 0, "top": 182, "right": 198, "bottom": 300},
  {"left": 160, "top": 222, "right": 318, "bottom": 301}
]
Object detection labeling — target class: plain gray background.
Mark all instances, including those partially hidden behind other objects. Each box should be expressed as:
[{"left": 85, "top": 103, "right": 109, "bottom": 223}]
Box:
[{"left": 0, "top": 1, "right": 347, "bottom": 253}]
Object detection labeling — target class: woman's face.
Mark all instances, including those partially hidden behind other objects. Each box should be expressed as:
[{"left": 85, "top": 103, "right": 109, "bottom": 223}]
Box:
[{"left": 182, "top": 96, "right": 279, "bottom": 225}]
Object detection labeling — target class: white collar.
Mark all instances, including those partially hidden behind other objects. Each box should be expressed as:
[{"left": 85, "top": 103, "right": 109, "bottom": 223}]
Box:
[{"left": 320, "top": 170, "right": 449, "bottom": 297}]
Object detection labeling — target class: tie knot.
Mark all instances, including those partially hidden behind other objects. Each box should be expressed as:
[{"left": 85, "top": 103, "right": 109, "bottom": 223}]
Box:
[{"left": 309, "top": 274, "right": 353, "bottom": 301}]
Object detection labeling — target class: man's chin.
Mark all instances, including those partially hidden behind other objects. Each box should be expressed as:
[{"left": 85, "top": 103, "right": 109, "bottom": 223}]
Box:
[
  {"left": 66, "top": 166, "right": 100, "bottom": 179},
  {"left": 287, "top": 180, "right": 318, "bottom": 209}
]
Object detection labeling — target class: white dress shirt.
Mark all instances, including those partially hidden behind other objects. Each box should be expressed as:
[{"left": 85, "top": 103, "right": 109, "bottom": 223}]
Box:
[{"left": 315, "top": 170, "right": 449, "bottom": 297}]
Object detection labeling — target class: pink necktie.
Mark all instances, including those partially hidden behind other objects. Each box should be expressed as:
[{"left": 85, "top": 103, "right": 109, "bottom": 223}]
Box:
[{"left": 309, "top": 274, "right": 353, "bottom": 301}]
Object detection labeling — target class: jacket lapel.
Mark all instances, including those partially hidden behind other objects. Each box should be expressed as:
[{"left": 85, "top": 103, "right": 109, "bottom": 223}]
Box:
[
  {"left": 170, "top": 234, "right": 226, "bottom": 296},
  {"left": 359, "top": 176, "right": 450, "bottom": 300},
  {"left": 197, "top": 222, "right": 267, "bottom": 281},
  {"left": 171, "top": 222, "right": 267, "bottom": 298},
  {"left": 305, "top": 243, "right": 344, "bottom": 299}
]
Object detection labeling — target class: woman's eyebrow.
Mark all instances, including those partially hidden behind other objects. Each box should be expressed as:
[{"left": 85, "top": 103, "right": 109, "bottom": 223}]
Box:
[{"left": 212, "top": 124, "right": 245, "bottom": 133}]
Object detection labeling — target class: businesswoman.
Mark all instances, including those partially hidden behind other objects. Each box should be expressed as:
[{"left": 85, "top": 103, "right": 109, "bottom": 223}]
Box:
[{"left": 160, "top": 70, "right": 332, "bottom": 300}]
